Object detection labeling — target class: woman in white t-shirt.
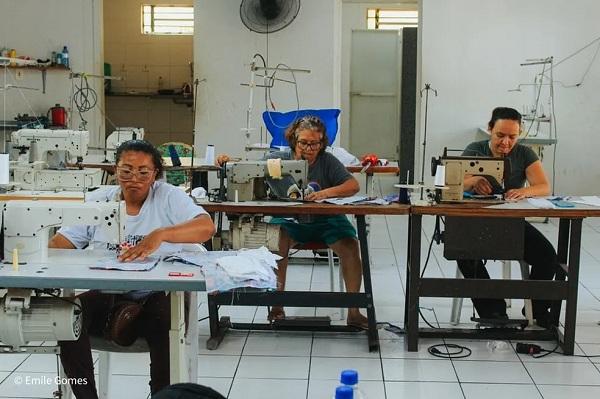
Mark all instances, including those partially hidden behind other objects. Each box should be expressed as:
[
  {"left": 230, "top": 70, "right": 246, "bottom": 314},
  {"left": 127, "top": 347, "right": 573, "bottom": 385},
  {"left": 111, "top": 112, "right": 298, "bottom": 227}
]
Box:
[{"left": 49, "top": 140, "right": 215, "bottom": 398}]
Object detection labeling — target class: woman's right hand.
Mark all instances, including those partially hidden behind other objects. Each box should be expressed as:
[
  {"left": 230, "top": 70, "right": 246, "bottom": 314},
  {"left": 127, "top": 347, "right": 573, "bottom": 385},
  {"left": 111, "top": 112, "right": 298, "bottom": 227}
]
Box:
[
  {"left": 215, "top": 154, "right": 231, "bottom": 166},
  {"left": 468, "top": 176, "right": 493, "bottom": 195}
]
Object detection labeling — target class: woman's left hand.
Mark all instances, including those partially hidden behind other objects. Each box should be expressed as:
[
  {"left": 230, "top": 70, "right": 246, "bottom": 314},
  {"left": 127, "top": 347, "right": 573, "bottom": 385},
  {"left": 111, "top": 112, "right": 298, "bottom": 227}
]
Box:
[
  {"left": 505, "top": 188, "right": 528, "bottom": 201},
  {"left": 118, "top": 230, "right": 164, "bottom": 262}
]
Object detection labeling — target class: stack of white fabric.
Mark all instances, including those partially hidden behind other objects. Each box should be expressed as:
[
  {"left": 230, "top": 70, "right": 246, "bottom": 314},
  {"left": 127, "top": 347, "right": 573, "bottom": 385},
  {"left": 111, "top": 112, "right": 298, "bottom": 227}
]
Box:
[{"left": 215, "top": 246, "right": 280, "bottom": 282}]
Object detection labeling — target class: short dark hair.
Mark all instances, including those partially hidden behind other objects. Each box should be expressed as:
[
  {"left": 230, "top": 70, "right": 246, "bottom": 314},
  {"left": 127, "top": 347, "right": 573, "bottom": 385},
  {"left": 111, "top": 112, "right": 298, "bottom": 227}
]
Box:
[
  {"left": 488, "top": 107, "right": 522, "bottom": 130},
  {"left": 115, "top": 139, "right": 164, "bottom": 176},
  {"left": 284, "top": 115, "right": 328, "bottom": 154}
]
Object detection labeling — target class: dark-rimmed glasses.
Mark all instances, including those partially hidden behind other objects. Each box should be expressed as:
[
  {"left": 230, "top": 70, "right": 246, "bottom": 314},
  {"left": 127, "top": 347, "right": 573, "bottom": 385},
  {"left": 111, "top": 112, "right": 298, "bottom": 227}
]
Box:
[{"left": 297, "top": 140, "right": 322, "bottom": 150}]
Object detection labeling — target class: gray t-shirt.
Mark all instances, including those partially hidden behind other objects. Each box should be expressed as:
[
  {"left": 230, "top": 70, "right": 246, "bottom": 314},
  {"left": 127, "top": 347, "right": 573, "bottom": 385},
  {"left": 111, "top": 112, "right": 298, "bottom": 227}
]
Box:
[
  {"left": 462, "top": 140, "right": 539, "bottom": 190},
  {"left": 265, "top": 149, "right": 352, "bottom": 189}
]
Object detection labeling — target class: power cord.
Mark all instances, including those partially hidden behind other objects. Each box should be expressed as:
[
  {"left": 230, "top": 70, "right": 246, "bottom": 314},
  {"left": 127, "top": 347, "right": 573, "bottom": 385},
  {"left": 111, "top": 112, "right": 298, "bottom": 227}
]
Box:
[{"left": 428, "top": 343, "right": 472, "bottom": 359}]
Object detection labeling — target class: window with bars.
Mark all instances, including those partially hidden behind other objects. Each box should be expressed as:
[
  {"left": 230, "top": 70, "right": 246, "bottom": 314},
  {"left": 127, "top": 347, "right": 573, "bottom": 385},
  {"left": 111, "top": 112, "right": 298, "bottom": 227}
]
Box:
[
  {"left": 142, "top": 5, "right": 194, "bottom": 35},
  {"left": 367, "top": 9, "right": 418, "bottom": 30}
]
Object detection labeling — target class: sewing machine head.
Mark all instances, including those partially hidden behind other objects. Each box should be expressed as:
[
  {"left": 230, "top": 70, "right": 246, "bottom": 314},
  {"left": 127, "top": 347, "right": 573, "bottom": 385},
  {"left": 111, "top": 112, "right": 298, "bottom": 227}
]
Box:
[
  {"left": 434, "top": 154, "right": 508, "bottom": 202},
  {"left": 9, "top": 129, "right": 102, "bottom": 190},
  {"left": 1, "top": 200, "right": 124, "bottom": 262},
  {"left": 11, "top": 129, "right": 90, "bottom": 167},
  {"left": 225, "top": 159, "right": 308, "bottom": 201}
]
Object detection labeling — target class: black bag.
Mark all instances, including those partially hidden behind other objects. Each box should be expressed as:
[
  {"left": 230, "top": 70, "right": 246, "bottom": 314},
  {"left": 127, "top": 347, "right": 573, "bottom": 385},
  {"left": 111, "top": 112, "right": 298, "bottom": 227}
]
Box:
[{"left": 104, "top": 301, "right": 143, "bottom": 346}]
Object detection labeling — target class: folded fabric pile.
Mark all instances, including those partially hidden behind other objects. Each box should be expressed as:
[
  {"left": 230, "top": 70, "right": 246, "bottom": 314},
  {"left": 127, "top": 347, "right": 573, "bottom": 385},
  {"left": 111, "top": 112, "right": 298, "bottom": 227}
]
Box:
[{"left": 163, "top": 247, "right": 280, "bottom": 293}]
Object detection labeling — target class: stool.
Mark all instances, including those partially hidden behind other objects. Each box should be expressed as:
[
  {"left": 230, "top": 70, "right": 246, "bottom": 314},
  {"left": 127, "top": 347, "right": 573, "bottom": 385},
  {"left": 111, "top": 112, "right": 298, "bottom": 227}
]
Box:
[
  {"left": 294, "top": 242, "right": 345, "bottom": 319},
  {"left": 450, "top": 260, "right": 534, "bottom": 325}
]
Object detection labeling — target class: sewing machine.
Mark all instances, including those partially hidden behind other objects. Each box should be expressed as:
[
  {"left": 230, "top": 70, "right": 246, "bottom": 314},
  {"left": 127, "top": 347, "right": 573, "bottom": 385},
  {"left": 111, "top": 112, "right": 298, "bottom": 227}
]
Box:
[
  {"left": 225, "top": 159, "right": 308, "bottom": 201},
  {"left": 1, "top": 199, "right": 124, "bottom": 262},
  {"left": 0, "top": 200, "right": 123, "bottom": 350},
  {"left": 434, "top": 153, "right": 507, "bottom": 202},
  {"left": 105, "top": 127, "right": 145, "bottom": 161},
  {"left": 10, "top": 129, "right": 103, "bottom": 191}
]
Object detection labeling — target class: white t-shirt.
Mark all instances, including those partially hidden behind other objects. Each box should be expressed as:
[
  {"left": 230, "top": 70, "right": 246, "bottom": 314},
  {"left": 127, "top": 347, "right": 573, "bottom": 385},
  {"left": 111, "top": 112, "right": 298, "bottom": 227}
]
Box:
[{"left": 59, "top": 181, "right": 208, "bottom": 253}]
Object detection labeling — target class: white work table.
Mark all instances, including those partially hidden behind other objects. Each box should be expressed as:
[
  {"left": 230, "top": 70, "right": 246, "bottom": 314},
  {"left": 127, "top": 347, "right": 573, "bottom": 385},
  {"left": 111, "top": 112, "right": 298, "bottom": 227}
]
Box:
[{"left": 0, "top": 249, "right": 205, "bottom": 385}]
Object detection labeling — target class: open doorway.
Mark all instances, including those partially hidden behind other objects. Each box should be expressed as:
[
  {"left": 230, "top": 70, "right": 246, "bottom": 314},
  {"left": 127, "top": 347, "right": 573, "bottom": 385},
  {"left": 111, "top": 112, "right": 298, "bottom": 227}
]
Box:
[{"left": 103, "top": 1, "right": 194, "bottom": 149}]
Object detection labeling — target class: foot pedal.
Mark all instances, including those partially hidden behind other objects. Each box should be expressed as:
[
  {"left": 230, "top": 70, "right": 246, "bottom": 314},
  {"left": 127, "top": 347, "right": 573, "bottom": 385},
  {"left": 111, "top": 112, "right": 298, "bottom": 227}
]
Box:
[
  {"left": 471, "top": 316, "right": 528, "bottom": 329},
  {"left": 272, "top": 316, "right": 331, "bottom": 328}
]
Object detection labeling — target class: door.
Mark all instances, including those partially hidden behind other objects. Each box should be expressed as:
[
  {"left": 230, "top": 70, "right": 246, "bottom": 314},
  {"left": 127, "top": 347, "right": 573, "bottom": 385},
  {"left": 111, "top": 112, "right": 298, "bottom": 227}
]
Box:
[{"left": 349, "top": 30, "right": 400, "bottom": 159}]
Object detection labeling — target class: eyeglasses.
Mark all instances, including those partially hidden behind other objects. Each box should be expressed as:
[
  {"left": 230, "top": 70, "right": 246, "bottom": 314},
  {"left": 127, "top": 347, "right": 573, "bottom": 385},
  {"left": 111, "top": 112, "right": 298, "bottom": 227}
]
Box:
[
  {"left": 297, "top": 140, "right": 322, "bottom": 150},
  {"left": 116, "top": 166, "right": 156, "bottom": 182}
]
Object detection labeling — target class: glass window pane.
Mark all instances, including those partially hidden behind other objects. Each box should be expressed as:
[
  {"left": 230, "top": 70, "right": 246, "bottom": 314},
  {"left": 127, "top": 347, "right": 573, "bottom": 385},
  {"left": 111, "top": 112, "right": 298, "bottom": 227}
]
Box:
[{"left": 142, "top": 4, "right": 194, "bottom": 35}]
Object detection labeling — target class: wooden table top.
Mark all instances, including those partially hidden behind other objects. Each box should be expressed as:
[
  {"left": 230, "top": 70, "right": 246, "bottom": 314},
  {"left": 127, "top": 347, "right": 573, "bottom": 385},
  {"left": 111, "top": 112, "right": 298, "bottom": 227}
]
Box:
[
  {"left": 198, "top": 201, "right": 410, "bottom": 216},
  {"left": 411, "top": 202, "right": 600, "bottom": 218},
  {"left": 346, "top": 165, "right": 400, "bottom": 175}
]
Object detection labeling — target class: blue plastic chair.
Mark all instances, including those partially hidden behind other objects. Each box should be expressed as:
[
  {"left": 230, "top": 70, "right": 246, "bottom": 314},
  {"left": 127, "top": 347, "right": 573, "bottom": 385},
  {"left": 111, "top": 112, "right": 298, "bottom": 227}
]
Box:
[{"left": 262, "top": 109, "right": 341, "bottom": 149}]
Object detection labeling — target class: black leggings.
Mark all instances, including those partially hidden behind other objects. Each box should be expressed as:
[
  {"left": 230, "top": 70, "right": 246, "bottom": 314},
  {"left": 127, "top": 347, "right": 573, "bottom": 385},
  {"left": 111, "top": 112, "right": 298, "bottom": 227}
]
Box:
[
  {"left": 456, "top": 222, "right": 559, "bottom": 320},
  {"left": 59, "top": 291, "right": 189, "bottom": 399}
]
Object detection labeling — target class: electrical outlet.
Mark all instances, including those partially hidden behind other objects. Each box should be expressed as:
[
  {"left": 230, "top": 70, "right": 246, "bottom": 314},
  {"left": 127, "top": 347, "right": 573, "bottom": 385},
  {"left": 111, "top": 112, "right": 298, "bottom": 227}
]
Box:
[{"left": 15, "top": 69, "right": 24, "bottom": 80}]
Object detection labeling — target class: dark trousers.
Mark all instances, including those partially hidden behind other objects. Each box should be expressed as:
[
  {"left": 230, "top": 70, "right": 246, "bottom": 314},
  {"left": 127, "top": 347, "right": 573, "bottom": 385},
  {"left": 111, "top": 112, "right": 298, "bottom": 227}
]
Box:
[
  {"left": 456, "top": 222, "right": 558, "bottom": 320},
  {"left": 59, "top": 291, "right": 188, "bottom": 399}
]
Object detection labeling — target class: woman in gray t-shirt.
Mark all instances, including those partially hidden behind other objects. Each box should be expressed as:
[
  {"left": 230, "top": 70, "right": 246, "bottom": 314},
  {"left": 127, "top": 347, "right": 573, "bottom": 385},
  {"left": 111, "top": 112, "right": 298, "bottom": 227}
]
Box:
[{"left": 457, "top": 107, "right": 558, "bottom": 327}]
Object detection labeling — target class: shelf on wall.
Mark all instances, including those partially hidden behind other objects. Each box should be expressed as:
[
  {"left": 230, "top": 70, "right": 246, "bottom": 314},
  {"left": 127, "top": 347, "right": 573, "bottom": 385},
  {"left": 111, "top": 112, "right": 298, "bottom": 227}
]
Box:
[
  {"left": 1, "top": 64, "right": 70, "bottom": 71},
  {"left": 106, "top": 92, "right": 193, "bottom": 106}
]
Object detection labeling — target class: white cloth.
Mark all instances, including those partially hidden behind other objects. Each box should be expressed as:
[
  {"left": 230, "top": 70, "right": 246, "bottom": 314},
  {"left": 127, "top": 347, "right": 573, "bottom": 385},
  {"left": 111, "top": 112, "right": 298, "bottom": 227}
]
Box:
[
  {"left": 215, "top": 247, "right": 280, "bottom": 281},
  {"left": 59, "top": 181, "right": 207, "bottom": 253}
]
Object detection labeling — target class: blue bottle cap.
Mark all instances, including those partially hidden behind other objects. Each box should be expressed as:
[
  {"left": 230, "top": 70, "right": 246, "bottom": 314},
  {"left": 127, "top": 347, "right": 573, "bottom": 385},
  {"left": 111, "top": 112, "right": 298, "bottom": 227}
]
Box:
[
  {"left": 335, "top": 385, "right": 353, "bottom": 399},
  {"left": 340, "top": 369, "right": 358, "bottom": 385}
]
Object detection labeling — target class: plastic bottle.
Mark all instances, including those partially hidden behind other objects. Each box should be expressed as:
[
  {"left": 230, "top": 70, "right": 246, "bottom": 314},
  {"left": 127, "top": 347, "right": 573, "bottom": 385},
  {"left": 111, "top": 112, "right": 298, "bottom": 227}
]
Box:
[
  {"left": 61, "top": 46, "right": 69, "bottom": 68},
  {"left": 487, "top": 340, "right": 509, "bottom": 352},
  {"left": 340, "top": 370, "right": 366, "bottom": 399},
  {"left": 334, "top": 385, "right": 353, "bottom": 399}
]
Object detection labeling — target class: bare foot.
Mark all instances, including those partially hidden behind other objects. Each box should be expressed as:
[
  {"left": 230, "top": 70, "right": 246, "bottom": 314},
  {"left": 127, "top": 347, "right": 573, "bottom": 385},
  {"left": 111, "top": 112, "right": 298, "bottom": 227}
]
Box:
[
  {"left": 268, "top": 306, "right": 285, "bottom": 322},
  {"left": 347, "top": 310, "right": 369, "bottom": 330}
]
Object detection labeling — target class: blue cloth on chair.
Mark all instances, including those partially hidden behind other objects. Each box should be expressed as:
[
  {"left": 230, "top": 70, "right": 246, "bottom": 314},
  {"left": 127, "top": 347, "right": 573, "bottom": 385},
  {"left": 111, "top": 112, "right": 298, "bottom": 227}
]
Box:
[{"left": 262, "top": 109, "right": 341, "bottom": 148}]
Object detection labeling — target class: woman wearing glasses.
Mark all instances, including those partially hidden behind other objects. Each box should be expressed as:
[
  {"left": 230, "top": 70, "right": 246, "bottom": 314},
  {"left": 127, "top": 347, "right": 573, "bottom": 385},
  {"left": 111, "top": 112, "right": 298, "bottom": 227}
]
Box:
[
  {"left": 217, "top": 116, "right": 368, "bottom": 328},
  {"left": 49, "top": 140, "right": 215, "bottom": 398},
  {"left": 457, "top": 107, "right": 558, "bottom": 327}
]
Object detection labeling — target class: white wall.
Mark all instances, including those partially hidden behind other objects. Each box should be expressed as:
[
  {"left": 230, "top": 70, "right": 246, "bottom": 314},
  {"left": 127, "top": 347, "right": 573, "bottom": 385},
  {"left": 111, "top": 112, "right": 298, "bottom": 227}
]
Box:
[
  {"left": 194, "top": 0, "right": 340, "bottom": 157},
  {"left": 340, "top": 1, "right": 417, "bottom": 149},
  {"left": 420, "top": 0, "right": 600, "bottom": 194},
  {"left": 0, "top": 0, "right": 104, "bottom": 146}
]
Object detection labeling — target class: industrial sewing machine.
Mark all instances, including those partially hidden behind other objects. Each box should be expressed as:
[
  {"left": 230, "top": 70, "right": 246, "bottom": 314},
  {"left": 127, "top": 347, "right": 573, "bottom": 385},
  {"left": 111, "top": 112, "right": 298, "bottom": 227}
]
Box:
[
  {"left": 213, "top": 159, "right": 308, "bottom": 251},
  {"left": 105, "top": 127, "right": 145, "bottom": 161},
  {"left": 10, "top": 129, "right": 103, "bottom": 191},
  {"left": 0, "top": 199, "right": 123, "bottom": 351},
  {"left": 432, "top": 149, "right": 508, "bottom": 202},
  {"left": 224, "top": 159, "right": 308, "bottom": 202}
]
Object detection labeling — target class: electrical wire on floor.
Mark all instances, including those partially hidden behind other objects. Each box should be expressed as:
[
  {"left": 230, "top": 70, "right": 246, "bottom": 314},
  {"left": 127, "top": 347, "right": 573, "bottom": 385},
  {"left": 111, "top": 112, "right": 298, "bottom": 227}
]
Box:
[
  {"left": 428, "top": 343, "right": 472, "bottom": 359},
  {"left": 517, "top": 328, "right": 600, "bottom": 358}
]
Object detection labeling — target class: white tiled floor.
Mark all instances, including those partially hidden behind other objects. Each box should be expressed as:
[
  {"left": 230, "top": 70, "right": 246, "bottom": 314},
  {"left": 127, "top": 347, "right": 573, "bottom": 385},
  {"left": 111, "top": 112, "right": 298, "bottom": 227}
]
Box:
[{"left": 2, "top": 177, "right": 600, "bottom": 398}]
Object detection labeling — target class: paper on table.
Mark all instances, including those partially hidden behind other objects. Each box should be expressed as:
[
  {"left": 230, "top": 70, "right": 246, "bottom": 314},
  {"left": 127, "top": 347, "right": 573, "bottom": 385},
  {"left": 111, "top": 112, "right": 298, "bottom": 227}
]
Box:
[
  {"left": 570, "top": 196, "right": 600, "bottom": 207},
  {"left": 90, "top": 255, "right": 160, "bottom": 271},
  {"left": 320, "top": 195, "right": 389, "bottom": 205},
  {"left": 527, "top": 198, "right": 556, "bottom": 209}
]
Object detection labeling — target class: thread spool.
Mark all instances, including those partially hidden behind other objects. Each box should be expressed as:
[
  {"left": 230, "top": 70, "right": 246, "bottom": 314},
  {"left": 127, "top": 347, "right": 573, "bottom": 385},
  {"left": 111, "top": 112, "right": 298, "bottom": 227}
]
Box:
[
  {"left": 204, "top": 144, "right": 215, "bottom": 165},
  {"left": 0, "top": 153, "right": 8, "bottom": 184},
  {"left": 434, "top": 165, "right": 446, "bottom": 187}
]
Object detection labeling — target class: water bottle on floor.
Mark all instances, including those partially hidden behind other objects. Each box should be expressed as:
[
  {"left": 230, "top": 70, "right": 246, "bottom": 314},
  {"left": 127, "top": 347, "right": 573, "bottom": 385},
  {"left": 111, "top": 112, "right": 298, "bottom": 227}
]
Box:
[
  {"left": 334, "top": 385, "right": 353, "bottom": 399},
  {"left": 340, "top": 369, "right": 366, "bottom": 398}
]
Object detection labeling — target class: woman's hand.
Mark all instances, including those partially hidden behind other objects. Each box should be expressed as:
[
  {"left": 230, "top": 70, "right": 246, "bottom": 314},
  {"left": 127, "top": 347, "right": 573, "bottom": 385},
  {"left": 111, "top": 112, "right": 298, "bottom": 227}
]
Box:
[
  {"left": 305, "top": 190, "right": 329, "bottom": 201},
  {"left": 469, "top": 176, "right": 493, "bottom": 195},
  {"left": 505, "top": 188, "right": 528, "bottom": 201},
  {"left": 118, "top": 229, "right": 164, "bottom": 262},
  {"left": 215, "top": 154, "right": 231, "bottom": 166}
]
